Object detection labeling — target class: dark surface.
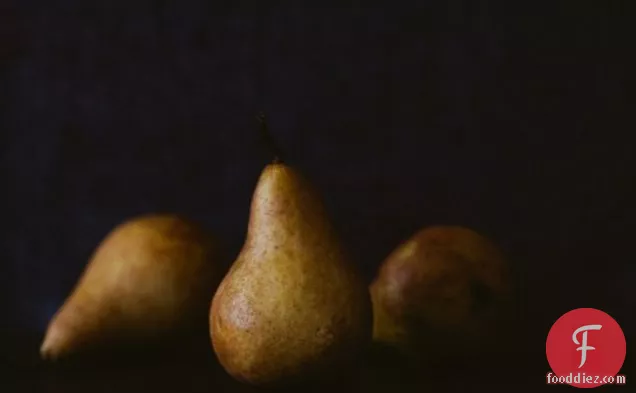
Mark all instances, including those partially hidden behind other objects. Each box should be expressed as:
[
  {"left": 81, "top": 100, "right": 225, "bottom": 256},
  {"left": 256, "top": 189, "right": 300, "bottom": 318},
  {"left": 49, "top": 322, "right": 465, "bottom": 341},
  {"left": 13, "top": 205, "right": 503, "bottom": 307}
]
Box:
[
  {"left": 1, "top": 331, "right": 631, "bottom": 392},
  {"left": 0, "top": 331, "right": 554, "bottom": 392},
  {"left": 1, "top": 1, "right": 633, "bottom": 390}
]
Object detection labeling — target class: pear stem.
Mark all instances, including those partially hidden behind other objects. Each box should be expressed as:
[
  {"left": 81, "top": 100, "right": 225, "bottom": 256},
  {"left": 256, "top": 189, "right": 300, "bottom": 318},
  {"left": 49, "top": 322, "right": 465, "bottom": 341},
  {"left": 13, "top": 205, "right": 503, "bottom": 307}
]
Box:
[{"left": 257, "top": 112, "right": 283, "bottom": 164}]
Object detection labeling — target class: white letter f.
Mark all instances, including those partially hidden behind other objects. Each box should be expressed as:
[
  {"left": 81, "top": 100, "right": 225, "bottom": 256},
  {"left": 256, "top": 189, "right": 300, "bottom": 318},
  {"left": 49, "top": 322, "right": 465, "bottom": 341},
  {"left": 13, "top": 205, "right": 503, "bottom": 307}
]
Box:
[{"left": 572, "top": 324, "right": 602, "bottom": 368}]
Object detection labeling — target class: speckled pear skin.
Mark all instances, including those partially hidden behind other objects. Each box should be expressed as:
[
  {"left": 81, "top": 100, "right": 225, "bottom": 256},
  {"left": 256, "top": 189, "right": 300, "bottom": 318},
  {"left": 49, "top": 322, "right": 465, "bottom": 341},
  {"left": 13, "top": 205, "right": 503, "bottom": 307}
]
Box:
[
  {"left": 210, "top": 163, "right": 372, "bottom": 387},
  {"left": 40, "top": 214, "right": 223, "bottom": 360},
  {"left": 370, "top": 226, "right": 512, "bottom": 361}
]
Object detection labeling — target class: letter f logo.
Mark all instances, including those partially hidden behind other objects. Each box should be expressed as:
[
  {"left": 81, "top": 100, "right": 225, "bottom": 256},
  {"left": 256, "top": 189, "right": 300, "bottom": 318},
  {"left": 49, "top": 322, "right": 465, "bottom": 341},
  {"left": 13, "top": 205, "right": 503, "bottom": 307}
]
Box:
[
  {"left": 572, "top": 324, "right": 602, "bottom": 368},
  {"left": 546, "top": 308, "right": 626, "bottom": 388}
]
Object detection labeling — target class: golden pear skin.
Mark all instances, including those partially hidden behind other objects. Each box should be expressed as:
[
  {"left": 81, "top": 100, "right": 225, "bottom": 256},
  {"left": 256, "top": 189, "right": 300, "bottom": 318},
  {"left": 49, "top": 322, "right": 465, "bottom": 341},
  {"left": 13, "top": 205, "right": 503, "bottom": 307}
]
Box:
[
  {"left": 40, "top": 214, "right": 223, "bottom": 360},
  {"left": 210, "top": 163, "right": 371, "bottom": 386},
  {"left": 370, "top": 226, "right": 512, "bottom": 361}
]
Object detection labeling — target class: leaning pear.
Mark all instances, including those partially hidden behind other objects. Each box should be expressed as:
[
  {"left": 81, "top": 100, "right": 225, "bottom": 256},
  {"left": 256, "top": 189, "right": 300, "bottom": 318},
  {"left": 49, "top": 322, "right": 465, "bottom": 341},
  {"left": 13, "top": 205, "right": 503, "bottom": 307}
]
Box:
[{"left": 40, "top": 214, "right": 223, "bottom": 360}]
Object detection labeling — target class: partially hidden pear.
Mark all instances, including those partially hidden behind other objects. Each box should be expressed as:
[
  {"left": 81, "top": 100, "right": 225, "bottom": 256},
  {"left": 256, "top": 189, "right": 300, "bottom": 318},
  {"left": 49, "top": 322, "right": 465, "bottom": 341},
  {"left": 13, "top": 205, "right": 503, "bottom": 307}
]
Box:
[
  {"left": 41, "top": 214, "right": 224, "bottom": 360},
  {"left": 210, "top": 157, "right": 371, "bottom": 386},
  {"left": 370, "top": 226, "right": 512, "bottom": 362}
]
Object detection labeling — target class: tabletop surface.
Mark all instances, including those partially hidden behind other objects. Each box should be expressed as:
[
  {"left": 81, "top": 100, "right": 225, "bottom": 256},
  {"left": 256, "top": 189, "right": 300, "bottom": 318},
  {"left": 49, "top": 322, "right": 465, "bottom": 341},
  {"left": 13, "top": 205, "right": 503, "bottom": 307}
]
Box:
[{"left": 1, "top": 331, "right": 585, "bottom": 393}]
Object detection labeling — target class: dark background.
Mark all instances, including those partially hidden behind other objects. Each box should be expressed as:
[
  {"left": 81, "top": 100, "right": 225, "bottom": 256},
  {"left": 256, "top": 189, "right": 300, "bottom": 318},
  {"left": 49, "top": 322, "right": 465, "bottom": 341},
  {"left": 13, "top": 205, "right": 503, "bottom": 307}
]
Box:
[{"left": 1, "top": 1, "right": 633, "bottom": 390}]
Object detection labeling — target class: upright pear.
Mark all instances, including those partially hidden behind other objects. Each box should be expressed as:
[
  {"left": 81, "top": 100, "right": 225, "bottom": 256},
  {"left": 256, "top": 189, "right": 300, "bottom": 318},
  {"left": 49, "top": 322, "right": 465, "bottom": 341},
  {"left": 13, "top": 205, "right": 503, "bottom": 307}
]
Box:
[
  {"left": 41, "top": 214, "right": 224, "bottom": 360},
  {"left": 370, "top": 226, "right": 512, "bottom": 362},
  {"left": 210, "top": 154, "right": 371, "bottom": 386}
]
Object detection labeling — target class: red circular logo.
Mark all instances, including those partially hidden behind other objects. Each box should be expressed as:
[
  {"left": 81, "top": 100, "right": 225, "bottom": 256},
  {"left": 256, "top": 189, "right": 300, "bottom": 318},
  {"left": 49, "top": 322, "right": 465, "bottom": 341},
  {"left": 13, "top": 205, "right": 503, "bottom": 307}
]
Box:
[{"left": 546, "top": 308, "right": 626, "bottom": 388}]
